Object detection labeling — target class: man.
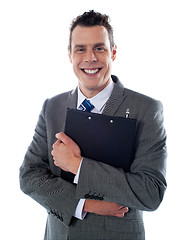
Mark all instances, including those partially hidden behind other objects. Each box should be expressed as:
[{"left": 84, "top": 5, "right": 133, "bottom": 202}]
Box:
[{"left": 20, "top": 10, "right": 167, "bottom": 240}]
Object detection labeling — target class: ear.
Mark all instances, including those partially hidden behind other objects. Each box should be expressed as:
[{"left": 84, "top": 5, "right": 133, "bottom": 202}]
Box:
[
  {"left": 68, "top": 48, "right": 73, "bottom": 64},
  {"left": 111, "top": 45, "right": 117, "bottom": 61}
]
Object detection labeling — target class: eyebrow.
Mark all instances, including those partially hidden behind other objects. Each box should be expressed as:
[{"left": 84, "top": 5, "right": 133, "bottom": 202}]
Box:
[
  {"left": 73, "top": 42, "right": 106, "bottom": 49},
  {"left": 94, "top": 43, "right": 106, "bottom": 48},
  {"left": 74, "top": 44, "right": 86, "bottom": 49}
]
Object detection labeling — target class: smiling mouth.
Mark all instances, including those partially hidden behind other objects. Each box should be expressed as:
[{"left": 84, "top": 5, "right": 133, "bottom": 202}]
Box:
[{"left": 81, "top": 68, "right": 102, "bottom": 75}]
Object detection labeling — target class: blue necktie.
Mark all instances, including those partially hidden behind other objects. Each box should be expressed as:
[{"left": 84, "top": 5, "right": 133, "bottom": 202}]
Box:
[{"left": 80, "top": 99, "right": 95, "bottom": 112}]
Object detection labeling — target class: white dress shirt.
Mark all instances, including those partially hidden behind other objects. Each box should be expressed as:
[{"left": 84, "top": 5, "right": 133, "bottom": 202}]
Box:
[{"left": 73, "top": 80, "right": 114, "bottom": 220}]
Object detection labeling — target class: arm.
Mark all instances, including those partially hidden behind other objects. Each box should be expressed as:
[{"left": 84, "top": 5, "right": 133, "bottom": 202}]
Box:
[
  {"left": 19, "top": 100, "right": 79, "bottom": 226},
  {"left": 19, "top": 100, "right": 127, "bottom": 227},
  {"left": 83, "top": 199, "right": 129, "bottom": 217},
  {"left": 52, "top": 133, "right": 129, "bottom": 218},
  {"left": 75, "top": 100, "right": 167, "bottom": 211}
]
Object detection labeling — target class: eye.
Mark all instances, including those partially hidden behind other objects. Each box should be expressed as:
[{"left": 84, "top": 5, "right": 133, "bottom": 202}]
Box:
[
  {"left": 75, "top": 48, "right": 85, "bottom": 53},
  {"left": 95, "top": 47, "right": 105, "bottom": 52}
]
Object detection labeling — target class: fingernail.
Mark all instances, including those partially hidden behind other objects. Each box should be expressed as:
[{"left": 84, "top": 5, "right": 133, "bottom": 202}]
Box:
[
  {"left": 125, "top": 207, "right": 129, "bottom": 212},
  {"left": 55, "top": 133, "right": 59, "bottom": 138}
]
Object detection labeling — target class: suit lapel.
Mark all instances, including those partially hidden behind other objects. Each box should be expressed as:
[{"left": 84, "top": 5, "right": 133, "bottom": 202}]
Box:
[
  {"left": 67, "top": 88, "right": 78, "bottom": 110},
  {"left": 103, "top": 76, "right": 127, "bottom": 116},
  {"left": 66, "top": 76, "right": 127, "bottom": 117}
]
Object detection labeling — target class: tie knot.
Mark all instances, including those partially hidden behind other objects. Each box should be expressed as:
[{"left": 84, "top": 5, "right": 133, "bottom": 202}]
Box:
[{"left": 80, "top": 99, "right": 95, "bottom": 112}]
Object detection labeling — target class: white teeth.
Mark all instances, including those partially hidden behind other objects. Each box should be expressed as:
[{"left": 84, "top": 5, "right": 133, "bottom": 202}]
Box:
[{"left": 84, "top": 69, "right": 99, "bottom": 74}]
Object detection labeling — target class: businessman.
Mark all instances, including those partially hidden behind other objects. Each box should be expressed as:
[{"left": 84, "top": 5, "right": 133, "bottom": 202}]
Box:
[{"left": 20, "top": 10, "right": 167, "bottom": 240}]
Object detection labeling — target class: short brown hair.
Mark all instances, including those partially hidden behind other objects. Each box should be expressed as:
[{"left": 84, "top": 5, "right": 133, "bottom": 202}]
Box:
[{"left": 68, "top": 10, "right": 115, "bottom": 51}]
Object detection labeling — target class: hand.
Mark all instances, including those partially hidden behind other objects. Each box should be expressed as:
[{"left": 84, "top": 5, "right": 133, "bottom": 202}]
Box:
[
  {"left": 51, "top": 132, "right": 82, "bottom": 174},
  {"left": 83, "top": 199, "right": 129, "bottom": 218}
]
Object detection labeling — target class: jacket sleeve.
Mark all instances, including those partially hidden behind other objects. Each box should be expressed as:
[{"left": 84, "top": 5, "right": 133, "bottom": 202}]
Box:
[
  {"left": 75, "top": 100, "right": 167, "bottom": 211},
  {"left": 19, "top": 100, "right": 79, "bottom": 226}
]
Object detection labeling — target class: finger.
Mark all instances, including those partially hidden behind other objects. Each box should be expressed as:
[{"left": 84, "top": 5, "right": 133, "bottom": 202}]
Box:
[
  {"left": 119, "top": 207, "right": 129, "bottom": 213},
  {"left": 56, "top": 132, "right": 80, "bottom": 154},
  {"left": 52, "top": 139, "right": 63, "bottom": 150},
  {"left": 118, "top": 204, "right": 129, "bottom": 211},
  {"left": 113, "top": 208, "right": 125, "bottom": 217},
  {"left": 51, "top": 149, "right": 54, "bottom": 156},
  {"left": 52, "top": 140, "right": 59, "bottom": 149},
  {"left": 114, "top": 206, "right": 129, "bottom": 217},
  {"left": 116, "top": 208, "right": 128, "bottom": 217},
  {"left": 124, "top": 207, "right": 129, "bottom": 213},
  {"left": 115, "top": 212, "right": 125, "bottom": 217},
  {"left": 55, "top": 132, "right": 70, "bottom": 144}
]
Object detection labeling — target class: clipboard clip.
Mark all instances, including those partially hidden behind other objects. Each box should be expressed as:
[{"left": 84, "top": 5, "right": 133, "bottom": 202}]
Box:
[{"left": 125, "top": 109, "right": 130, "bottom": 118}]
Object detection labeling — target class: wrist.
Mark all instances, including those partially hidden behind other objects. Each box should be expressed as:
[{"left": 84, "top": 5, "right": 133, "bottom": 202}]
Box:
[
  {"left": 83, "top": 199, "right": 97, "bottom": 213},
  {"left": 83, "top": 199, "right": 90, "bottom": 212},
  {"left": 72, "top": 156, "right": 82, "bottom": 175}
]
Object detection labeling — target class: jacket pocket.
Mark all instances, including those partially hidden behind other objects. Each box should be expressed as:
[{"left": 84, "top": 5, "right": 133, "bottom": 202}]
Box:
[{"left": 104, "top": 216, "right": 144, "bottom": 233}]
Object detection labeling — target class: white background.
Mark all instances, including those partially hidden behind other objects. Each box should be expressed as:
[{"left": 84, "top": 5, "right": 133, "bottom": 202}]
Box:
[{"left": 0, "top": 0, "right": 187, "bottom": 239}]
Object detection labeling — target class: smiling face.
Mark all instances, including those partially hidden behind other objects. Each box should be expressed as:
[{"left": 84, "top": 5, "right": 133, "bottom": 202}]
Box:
[{"left": 69, "top": 25, "right": 117, "bottom": 98}]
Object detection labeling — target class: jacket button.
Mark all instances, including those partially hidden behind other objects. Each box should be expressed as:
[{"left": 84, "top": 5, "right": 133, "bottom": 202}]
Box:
[
  {"left": 90, "top": 195, "right": 95, "bottom": 199},
  {"left": 84, "top": 194, "right": 90, "bottom": 198}
]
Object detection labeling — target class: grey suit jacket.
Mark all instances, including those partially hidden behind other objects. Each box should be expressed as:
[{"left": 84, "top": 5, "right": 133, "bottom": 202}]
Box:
[{"left": 19, "top": 75, "right": 167, "bottom": 240}]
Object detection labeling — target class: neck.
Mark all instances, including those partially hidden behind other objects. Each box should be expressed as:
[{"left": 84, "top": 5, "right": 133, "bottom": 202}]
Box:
[{"left": 78, "top": 79, "right": 112, "bottom": 99}]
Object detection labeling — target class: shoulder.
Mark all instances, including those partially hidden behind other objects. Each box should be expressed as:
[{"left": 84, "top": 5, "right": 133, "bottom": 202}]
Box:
[
  {"left": 125, "top": 88, "right": 163, "bottom": 121},
  {"left": 125, "top": 88, "right": 162, "bottom": 108},
  {"left": 48, "top": 90, "right": 73, "bottom": 104},
  {"left": 40, "top": 89, "right": 75, "bottom": 118},
  {"left": 44, "top": 90, "right": 74, "bottom": 108},
  {"left": 113, "top": 75, "right": 162, "bottom": 109},
  {"left": 111, "top": 75, "right": 164, "bottom": 119}
]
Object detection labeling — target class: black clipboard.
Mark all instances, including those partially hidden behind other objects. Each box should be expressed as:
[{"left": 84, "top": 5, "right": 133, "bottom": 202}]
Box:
[{"left": 64, "top": 109, "right": 137, "bottom": 173}]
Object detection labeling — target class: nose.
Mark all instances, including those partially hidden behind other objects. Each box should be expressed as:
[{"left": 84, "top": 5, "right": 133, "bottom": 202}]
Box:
[{"left": 85, "top": 50, "right": 97, "bottom": 62}]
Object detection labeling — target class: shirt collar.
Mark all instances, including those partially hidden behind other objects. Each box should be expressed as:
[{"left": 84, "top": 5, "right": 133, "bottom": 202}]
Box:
[{"left": 77, "top": 80, "right": 114, "bottom": 112}]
